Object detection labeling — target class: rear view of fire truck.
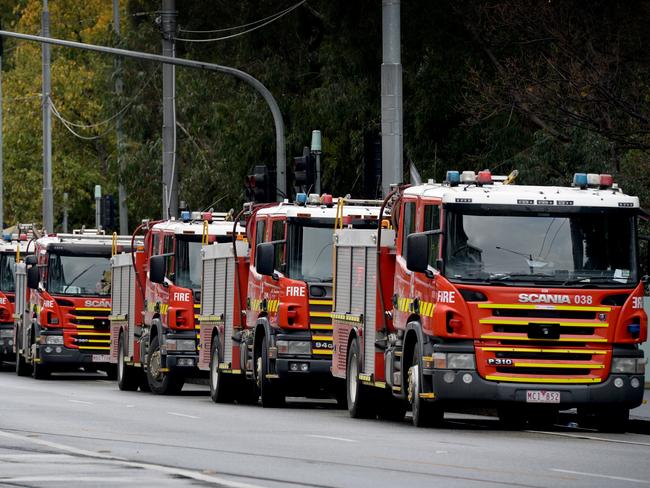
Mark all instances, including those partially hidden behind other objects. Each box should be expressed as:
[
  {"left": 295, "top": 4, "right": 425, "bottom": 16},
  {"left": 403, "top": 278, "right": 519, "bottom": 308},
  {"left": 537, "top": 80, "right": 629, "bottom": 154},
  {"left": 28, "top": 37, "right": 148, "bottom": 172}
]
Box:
[
  {"left": 14, "top": 229, "right": 133, "bottom": 379},
  {"left": 334, "top": 171, "right": 647, "bottom": 432},
  {"left": 109, "top": 212, "right": 237, "bottom": 394}
]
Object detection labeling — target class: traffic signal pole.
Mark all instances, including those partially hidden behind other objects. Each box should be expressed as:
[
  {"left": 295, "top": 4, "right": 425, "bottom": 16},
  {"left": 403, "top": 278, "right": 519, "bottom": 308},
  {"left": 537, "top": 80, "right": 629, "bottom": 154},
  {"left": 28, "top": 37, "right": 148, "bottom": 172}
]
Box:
[
  {"left": 161, "top": 0, "right": 178, "bottom": 219},
  {"left": 0, "top": 27, "right": 288, "bottom": 206},
  {"left": 42, "top": 0, "right": 54, "bottom": 233}
]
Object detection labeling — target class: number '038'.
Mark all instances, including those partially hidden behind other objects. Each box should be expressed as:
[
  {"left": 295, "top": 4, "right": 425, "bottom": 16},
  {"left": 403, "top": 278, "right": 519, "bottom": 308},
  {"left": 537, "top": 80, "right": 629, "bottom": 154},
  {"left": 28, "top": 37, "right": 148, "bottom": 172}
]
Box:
[{"left": 574, "top": 295, "right": 592, "bottom": 305}]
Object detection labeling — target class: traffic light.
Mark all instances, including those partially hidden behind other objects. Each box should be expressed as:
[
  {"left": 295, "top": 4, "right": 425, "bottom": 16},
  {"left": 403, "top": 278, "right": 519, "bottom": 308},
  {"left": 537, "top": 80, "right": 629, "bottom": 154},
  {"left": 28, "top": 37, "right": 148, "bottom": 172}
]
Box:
[
  {"left": 244, "top": 165, "right": 274, "bottom": 202},
  {"left": 100, "top": 195, "right": 116, "bottom": 230},
  {"left": 294, "top": 146, "right": 315, "bottom": 191}
]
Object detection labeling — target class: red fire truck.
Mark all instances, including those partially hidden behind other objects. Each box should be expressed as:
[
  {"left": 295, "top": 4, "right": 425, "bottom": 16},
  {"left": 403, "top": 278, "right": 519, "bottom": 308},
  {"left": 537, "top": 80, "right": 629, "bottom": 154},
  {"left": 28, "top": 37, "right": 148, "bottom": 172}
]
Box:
[
  {"left": 199, "top": 195, "right": 381, "bottom": 407},
  {"left": 109, "top": 212, "right": 241, "bottom": 394},
  {"left": 332, "top": 171, "right": 647, "bottom": 431},
  {"left": 14, "top": 229, "right": 134, "bottom": 379},
  {"left": 0, "top": 226, "right": 37, "bottom": 364}
]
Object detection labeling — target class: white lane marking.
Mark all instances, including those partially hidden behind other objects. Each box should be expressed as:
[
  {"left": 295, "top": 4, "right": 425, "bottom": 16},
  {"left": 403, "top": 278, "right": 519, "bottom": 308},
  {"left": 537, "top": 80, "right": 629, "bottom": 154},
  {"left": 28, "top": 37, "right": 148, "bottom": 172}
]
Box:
[
  {"left": 125, "top": 404, "right": 136, "bottom": 408},
  {"left": 68, "top": 399, "right": 94, "bottom": 406},
  {"left": 307, "top": 434, "right": 357, "bottom": 443},
  {"left": 0, "top": 429, "right": 265, "bottom": 488},
  {"left": 0, "top": 453, "right": 72, "bottom": 461},
  {"left": 551, "top": 469, "right": 650, "bottom": 484},
  {"left": 166, "top": 411, "right": 200, "bottom": 419},
  {"left": 527, "top": 430, "right": 650, "bottom": 447},
  {"left": 0, "top": 477, "right": 135, "bottom": 482}
]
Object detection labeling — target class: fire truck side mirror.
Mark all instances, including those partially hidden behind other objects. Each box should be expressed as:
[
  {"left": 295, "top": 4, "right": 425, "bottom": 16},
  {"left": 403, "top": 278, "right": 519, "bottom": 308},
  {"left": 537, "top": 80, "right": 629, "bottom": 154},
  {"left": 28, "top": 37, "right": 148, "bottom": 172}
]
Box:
[
  {"left": 149, "top": 255, "right": 166, "bottom": 284},
  {"left": 24, "top": 255, "right": 37, "bottom": 266},
  {"left": 256, "top": 242, "right": 276, "bottom": 277},
  {"left": 406, "top": 233, "right": 430, "bottom": 274},
  {"left": 26, "top": 266, "right": 39, "bottom": 290}
]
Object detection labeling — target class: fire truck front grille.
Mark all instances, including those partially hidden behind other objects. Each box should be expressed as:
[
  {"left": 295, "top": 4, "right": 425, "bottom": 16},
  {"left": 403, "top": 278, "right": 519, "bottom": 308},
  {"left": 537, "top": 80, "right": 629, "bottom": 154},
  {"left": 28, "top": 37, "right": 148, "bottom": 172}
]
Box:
[
  {"left": 476, "top": 303, "right": 611, "bottom": 384},
  {"left": 67, "top": 307, "right": 111, "bottom": 352},
  {"left": 309, "top": 297, "right": 333, "bottom": 357}
]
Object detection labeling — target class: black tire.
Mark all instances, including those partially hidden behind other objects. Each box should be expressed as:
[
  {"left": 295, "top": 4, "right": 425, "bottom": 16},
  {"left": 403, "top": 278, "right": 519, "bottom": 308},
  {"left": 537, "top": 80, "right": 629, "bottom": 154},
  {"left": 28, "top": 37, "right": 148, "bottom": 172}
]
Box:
[
  {"left": 210, "top": 336, "right": 234, "bottom": 403},
  {"left": 346, "top": 339, "right": 376, "bottom": 419},
  {"left": 257, "top": 337, "right": 284, "bottom": 408},
  {"left": 32, "top": 360, "right": 50, "bottom": 380},
  {"left": 117, "top": 334, "right": 139, "bottom": 391},
  {"left": 408, "top": 346, "right": 443, "bottom": 427},
  {"left": 146, "top": 336, "right": 184, "bottom": 395},
  {"left": 15, "top": 349, "right": 31, "bottom": 377},
  {"left": 334, "top": 379, "right": 348, "bottom": 410}
]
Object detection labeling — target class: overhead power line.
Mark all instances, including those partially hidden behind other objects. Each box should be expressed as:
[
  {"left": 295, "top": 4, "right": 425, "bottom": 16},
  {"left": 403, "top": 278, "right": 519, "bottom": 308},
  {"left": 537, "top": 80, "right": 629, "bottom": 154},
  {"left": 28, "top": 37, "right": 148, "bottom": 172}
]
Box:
[{"left": 174, "top": 0, "right": 305, "bottom": 43}]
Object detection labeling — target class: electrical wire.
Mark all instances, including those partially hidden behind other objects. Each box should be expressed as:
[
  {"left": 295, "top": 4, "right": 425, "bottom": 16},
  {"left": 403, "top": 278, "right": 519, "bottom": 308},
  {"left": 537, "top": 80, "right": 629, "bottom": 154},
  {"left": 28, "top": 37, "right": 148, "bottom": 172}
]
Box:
[
  {"left": 178, "top": 1, "right": 304, "bottom": 34},
  {"left": 50, "top": 99, "right": 113, "bottom": 140},
  {"left": 174, "top": 0, "right": 305, "bottom": 43}
]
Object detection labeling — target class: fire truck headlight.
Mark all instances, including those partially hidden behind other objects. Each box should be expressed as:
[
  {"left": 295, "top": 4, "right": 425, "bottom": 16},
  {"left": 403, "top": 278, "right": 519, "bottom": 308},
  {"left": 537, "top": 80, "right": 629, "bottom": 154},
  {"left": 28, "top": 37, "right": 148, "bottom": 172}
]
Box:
[
  {"left": 44, "top": 335, "right": 64, "bottom": 345},
  {"left": 276, "top": 340, "right": 310, "bottom": 355},
  {"left": 165, "top": 339, "right": 196, "bottom": 352},
  {"left": 611, "top": 357, "right": 644, "bottom": 374},
  {"left": 447, "top": 353, "right": 475, "bottom": 370}
]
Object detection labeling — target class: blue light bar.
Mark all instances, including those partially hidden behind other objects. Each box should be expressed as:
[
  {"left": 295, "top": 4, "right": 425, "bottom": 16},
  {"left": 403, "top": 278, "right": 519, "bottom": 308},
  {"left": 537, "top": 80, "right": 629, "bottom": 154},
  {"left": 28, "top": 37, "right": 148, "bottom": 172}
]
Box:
[
  {"left": 2, "top": 233, "right": 11, "bottom": 242},
  {"left": 573, "top": 173, "right": 588, "bottom": 188},
  {"left": 446, "top": 171, "right": 460, "bottom": 186},
  {"left": 296, "top": 192, "right": 307, "bottom": 205},
  {"left": 180, "top": 210, "right": 191, "bottom": 222}
]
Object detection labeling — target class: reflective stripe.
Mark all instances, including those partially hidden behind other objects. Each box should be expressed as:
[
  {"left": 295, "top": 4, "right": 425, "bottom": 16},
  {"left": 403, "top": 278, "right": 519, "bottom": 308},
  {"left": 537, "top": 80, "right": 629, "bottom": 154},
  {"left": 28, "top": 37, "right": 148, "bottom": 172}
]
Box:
[
  {"left": 309, "top": 299, "right": 333, "bottom": 305},
  {"left": 311, "top": 335, "right": 332, "bottom": 341},
  {"left": 486, "top": 375, "right": 602, "bottom": 384},
  {"left": 480, "top": 347, "right": 608, "bottom": 355},
  {"left": 480, "top": 319, "right": 608, "bottom": 328},
  {"left": 309, "top": 311, "right": 331, "bottom": 318},
  {"left": 511, "top": 362, "right": 604, "bottom": 369},
  {"left": 481, "top": 334, "right": 607, "bottom": 343},
  {"left": 478, "top": 303, "right": 611, "bottom": 312},
  {"left": 312, "top": 349, "right": 333, "bottom": 355}
]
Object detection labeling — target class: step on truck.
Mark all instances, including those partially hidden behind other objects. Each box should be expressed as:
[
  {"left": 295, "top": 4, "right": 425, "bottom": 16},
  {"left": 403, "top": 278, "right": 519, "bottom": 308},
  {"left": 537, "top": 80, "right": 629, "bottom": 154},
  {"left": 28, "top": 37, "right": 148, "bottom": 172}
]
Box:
[
  {"left": 332, "top": 171, "right": 648, "bottom": 431},
  {"left": 0, "top": 225, "right": 38, "bottom": 363},
  {"left": 109, "top": 211, "right": 242, "bottom": 394},
  {"left": 14, "top": 229, "right": 134, "bottom": 379},
  {"left": 200, "top": 194, "right": 381, "bottom": 407}
]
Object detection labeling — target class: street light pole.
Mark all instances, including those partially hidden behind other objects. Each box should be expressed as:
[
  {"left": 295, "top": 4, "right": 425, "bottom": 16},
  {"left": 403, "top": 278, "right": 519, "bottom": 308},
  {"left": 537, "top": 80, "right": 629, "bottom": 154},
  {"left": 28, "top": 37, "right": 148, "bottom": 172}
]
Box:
[
  {"left": 42, "top": 0, "right": 53, "bottom": 232},
  {"left": 0, "top": 28, "right": 288, "bottom": 206},
  {"left": 161, "top": 0, "right": 177, "bottom": 219},
  {"left": 113, "top": 0, "right": 128, "bottom": 234}
]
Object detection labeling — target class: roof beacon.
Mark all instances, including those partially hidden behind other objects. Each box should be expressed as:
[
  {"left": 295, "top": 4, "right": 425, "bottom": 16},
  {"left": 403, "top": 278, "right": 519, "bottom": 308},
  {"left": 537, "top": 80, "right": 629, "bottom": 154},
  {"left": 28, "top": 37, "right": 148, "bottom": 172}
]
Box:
[
  {"left": 446, "top": 171, "right": 460, "bottom": 186},
  {"left": 180, "top": 210, "right": 191, "bottom": 222},
  {"left": 202, "top": 212, "right": 213, "bottom": 222},
  {"left": 321, "top": 194, "right": 333, "bottom": 207},
  {"left": 477, "top": 170, "right": 492, "bottom": 185},
  {"left": 573, "top": 173, "right": 588, "bottom": 189},
  {"left": 599, "top": 174, "right": 613, "bottom": 189},
  {"left": 296, "top": 192, "right": 308, "bottom": 205},
  {"left": 308, "top": 193, "right": 320, "bottom": 205},
  {"left": 460, "top": 171, "right": 476, "bottom": 184},
  {"left": 587, "top": 173, "right": 600, "bottom": 187}
]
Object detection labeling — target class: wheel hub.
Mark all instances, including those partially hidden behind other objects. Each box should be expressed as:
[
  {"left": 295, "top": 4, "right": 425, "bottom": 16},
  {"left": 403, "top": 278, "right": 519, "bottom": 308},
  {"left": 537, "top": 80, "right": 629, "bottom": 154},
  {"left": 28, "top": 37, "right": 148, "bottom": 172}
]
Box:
[{"left": 150, "top": 350, "right": 162, "bottom": 380}]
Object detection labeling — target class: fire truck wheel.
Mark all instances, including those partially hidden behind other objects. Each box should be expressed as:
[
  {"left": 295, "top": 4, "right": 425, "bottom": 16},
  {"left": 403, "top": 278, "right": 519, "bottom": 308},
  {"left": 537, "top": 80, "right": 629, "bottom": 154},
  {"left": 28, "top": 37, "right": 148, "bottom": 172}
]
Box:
[
  {"left": 15, "top": 350, "right": 32, "bottom": 377},
  {"left": 258, "top": 337, "right": 285, "bottom": 408},
  {"left": 146, "top": 336, "right": 184, "bottom": 395},
  {"left": 32, "top": 360, "right": 50, "bottom": 380},
  {"left": 346, "top": 339, "right": 376, "bottom": 419},
  {"left": 210, "top": 338, "right": 234, "bottom": 403},
  {"left": 117, "top": 333, "right": 139, "bottom": 391},
  {"left": 409, "top": 347, "right": 443, "bottom": 428}
]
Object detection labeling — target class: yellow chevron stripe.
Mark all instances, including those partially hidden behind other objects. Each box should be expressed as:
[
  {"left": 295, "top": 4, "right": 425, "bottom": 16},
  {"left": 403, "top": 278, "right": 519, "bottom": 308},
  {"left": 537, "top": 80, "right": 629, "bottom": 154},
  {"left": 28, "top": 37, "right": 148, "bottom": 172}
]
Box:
[
  {"left": 312, "top": 349, "right": 333, "bottom": 355},
  {"left": 309, "top": 311, "right": 331, "bottom": 318},
  {"left": 310, "top": 324, "right": 333, "bottom": 330}
]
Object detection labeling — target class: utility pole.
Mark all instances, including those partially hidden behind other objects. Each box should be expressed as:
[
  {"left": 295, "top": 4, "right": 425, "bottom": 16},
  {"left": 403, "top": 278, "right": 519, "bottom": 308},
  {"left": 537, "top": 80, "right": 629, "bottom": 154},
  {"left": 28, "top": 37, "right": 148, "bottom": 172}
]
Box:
[
  {"left": 380, "top": 0, "right": 403, "bottom": 197},
  {"left": 94, "top": 185, "right": 101, "bottom": 229},
  {"left": 42, "top": 0, "right": 53, "bottom": 233},
  {"left": 161, "top": 0, "right": 177, "bottom": 219},
  {"left": 114, "top": 0, "right": 128, "bottom": 234}
]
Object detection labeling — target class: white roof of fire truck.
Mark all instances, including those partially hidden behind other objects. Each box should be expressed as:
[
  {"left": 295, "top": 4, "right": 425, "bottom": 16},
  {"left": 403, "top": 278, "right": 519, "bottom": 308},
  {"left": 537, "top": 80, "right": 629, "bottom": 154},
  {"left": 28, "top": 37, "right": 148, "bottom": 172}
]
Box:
[
  {"left": 0, "top": 224, "right": 40, "bottom": 253},
  {"left": 256, "top": 195, "right": 381, "bottom": 219},
  {"left": 151, "top": 212, "right": 245, "bottom": 236},
  {"left": 36, "top": 229, "right": 135, "bottom": 249},
  {"left": 404, "top": 170, "right": 639, "bottom": 209}
]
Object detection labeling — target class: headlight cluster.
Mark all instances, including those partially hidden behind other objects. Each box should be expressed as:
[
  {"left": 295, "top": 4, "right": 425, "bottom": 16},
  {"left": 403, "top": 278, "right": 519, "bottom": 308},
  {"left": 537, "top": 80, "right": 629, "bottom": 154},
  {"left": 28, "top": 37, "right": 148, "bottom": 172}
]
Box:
[
  {"left": 164, "top": 339, "right": 196, "bottom": 352},
  {"left": 42, "top": 335, "right": 63, "bottom": 345},
  {"left": 432, "top": 352, "right": 475, "bottom": 370},
  {"left": 276, "top": 340, "right": 311, "bottom": 355},
  {"left": 611, "top": 357, "right": 646, "bottom": 375}
]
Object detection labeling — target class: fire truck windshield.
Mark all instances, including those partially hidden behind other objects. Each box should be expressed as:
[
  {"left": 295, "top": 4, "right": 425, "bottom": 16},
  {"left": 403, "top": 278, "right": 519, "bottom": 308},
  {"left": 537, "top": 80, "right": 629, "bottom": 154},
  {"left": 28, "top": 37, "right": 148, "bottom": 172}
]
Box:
[
  {"left": 444, "top": 209, "right": 637, "bottom": 287},
  {"left": 175, "top": 237, "right": 203, "bottom": 291},
  {"left": 47, "top": 254, "right": 112, "bottom": 296},
  {"left": 0, "top": 253, "right": 16, "bottom": 292},
  {"left": 286, "top": 222, "right": 334, "bottom": 283}
]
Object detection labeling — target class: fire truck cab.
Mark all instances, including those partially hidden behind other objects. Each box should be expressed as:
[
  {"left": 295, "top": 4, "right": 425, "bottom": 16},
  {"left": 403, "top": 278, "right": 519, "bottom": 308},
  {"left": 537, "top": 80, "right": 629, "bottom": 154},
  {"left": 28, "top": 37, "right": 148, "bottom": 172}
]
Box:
[
  {"left": 109, "top": 211, "right": 240, "bottom": 394},
  {"left": 14, "top": 229, "right": 133, "bottom": 379},
  {"left": 333, "top": 171, "right": 647, "bottom": 431}
]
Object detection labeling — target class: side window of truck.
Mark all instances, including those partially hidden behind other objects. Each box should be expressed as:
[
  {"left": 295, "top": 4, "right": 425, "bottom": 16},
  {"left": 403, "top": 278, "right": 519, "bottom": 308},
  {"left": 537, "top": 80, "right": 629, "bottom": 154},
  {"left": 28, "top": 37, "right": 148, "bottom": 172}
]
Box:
[
  {"left": 424, "top": 205, "right": 441, "bottom": 266},
  {"left": 271, "top": 220, "right": 286, "bottom": 272},
  {"left": 163, "top": 235, "right": 174, "bottom": 280},
  {"left": 401, "top": 202, "right": 416, "bottom": 259},
  {"left": 151, "top": 233, "right": 160, "bottom": 256},
  {"left": 254, "top": 220, "right": 266, "bottom": 266}
]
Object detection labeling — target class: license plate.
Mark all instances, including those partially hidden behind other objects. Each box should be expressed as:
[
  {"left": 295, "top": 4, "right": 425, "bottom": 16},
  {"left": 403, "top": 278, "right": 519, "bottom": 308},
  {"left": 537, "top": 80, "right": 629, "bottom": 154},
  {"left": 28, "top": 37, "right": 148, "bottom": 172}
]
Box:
[
  {"left": 92, "top": 354, "right": 110, "bottom": 363},
  {"left": 526, "top": 390, "right": 560, "bottom": 403}
]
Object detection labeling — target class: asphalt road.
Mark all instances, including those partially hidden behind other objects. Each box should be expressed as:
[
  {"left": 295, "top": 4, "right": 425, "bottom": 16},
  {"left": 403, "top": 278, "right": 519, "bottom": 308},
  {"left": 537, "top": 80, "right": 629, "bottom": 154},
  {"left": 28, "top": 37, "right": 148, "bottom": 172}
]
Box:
[{"left": 0, "top": 367, "right": 649, "bottom": 488}]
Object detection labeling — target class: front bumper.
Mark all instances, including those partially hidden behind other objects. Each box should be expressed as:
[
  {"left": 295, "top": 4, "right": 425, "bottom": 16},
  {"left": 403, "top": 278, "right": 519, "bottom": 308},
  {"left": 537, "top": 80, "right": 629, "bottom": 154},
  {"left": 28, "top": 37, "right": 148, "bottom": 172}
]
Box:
[
  {"left": 426, "top": 369, "right": 645, "bottom": 409},
  {"left": 37, "top": 344, "right": 111, "bottom": 367}
]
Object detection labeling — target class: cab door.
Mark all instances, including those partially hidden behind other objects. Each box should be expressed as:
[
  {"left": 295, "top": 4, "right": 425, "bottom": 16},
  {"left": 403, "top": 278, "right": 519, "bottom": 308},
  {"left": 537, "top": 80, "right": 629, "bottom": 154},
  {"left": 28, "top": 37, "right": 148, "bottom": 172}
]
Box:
[
  {"left": 393, "top": 198, "right": 417, "bottom": 331},
  {"left": 247, "top": 217, "right": 267, "bottom": 329}
]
